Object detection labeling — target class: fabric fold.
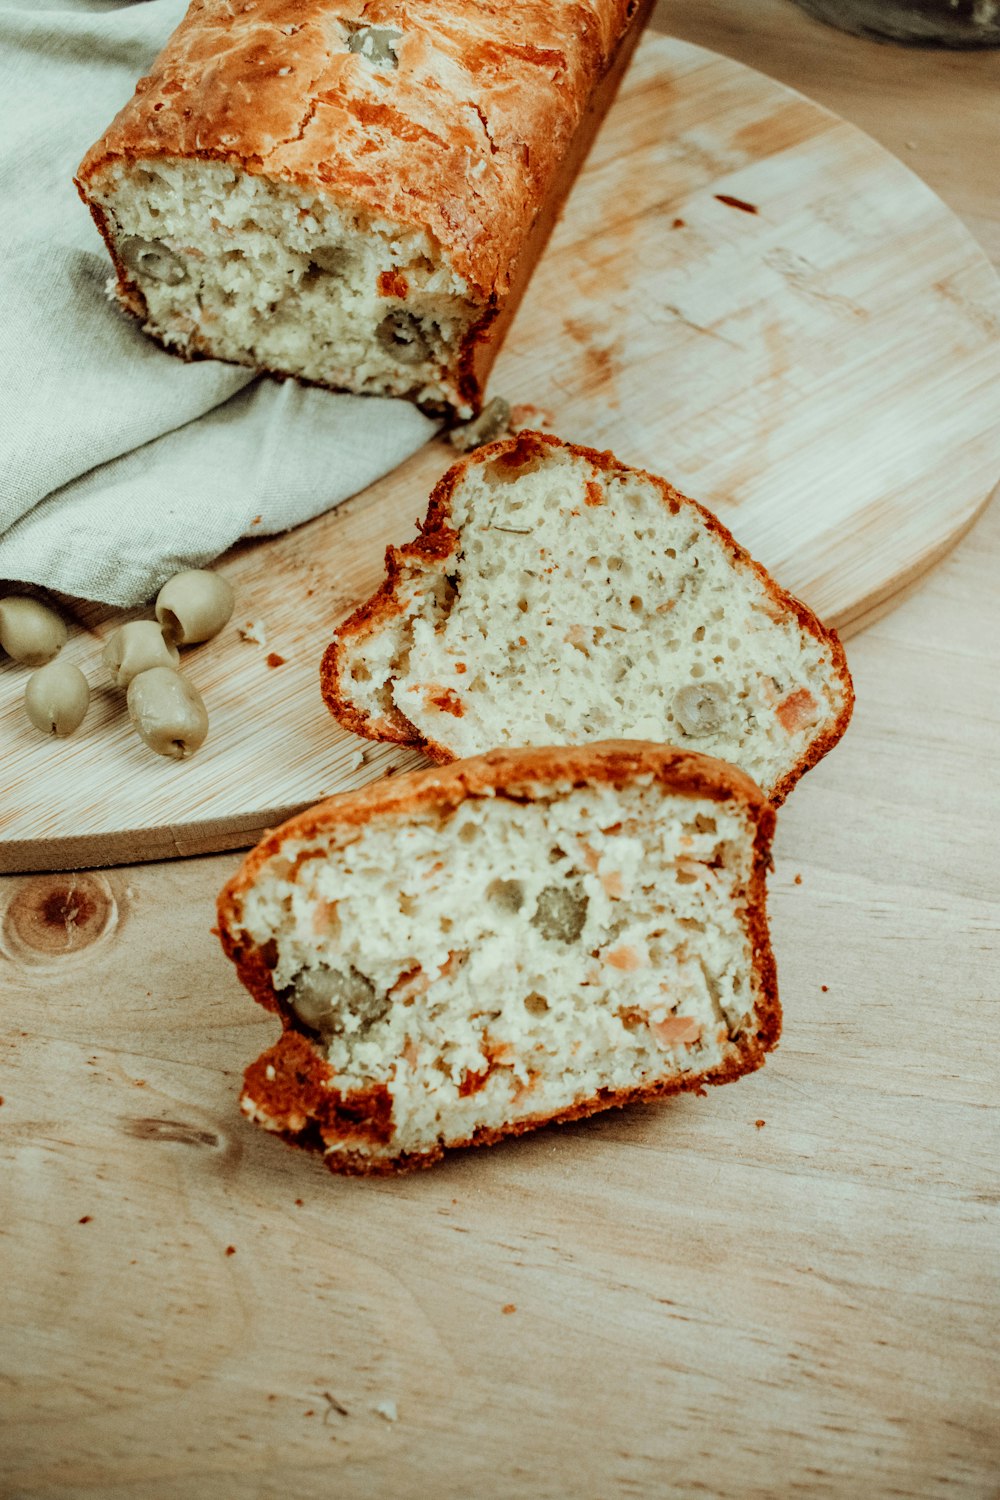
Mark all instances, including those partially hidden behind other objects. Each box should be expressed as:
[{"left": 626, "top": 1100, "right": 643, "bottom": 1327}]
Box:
[{"left": 0, "top": 0, "right": 438, "bottom": 605}]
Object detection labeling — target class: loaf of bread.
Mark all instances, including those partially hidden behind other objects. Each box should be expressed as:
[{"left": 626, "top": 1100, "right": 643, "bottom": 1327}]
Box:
[
  {"left": 219, "top": 742, "right": 779, "bottom": 1174},
  {"left": 75, "top": 0, "right": 649, "bottom": 416},
  {"left": 322, "top": 432, "right": 854, "bottom": 804}
]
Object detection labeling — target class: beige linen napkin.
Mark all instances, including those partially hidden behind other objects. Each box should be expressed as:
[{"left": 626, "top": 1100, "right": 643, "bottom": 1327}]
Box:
[{"left": 0, "top": 0, "right": 438, "bottom": 606}]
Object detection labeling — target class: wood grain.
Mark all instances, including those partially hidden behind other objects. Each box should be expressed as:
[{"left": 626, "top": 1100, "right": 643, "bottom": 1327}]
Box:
[
  {"left": 3, "top": 480, "right": 999, "bottom": 1494},
  {"left": 655, "top": 0, "right": 1000, "bottom": 267},
  {"left": 2, "top": 10, "right": 999, "bottom": 1498},
  {"left": 2, "top": 31, "right": 999, "bottom": 874}
]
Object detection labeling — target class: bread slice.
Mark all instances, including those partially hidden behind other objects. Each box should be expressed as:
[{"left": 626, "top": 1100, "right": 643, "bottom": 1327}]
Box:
[
  {"left": 321, "top": 432, "right": 854, "bottom": 803},
  {"left": 218, "top": 741, "right": 779, "bottom": 1176}
]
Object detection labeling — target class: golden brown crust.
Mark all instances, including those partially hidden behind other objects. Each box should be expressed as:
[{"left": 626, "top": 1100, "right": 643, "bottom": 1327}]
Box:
[
  {"left": 320, "top": 430, "right": 855, "bottom": 802},
  {"left": 240, "top": 1004, "right": 777, "bottom": 1176},
  {"left": 74, "top": 1, "right": 652, "bottom": 410},
  {"left": 218, "top": 739, "right": 780, "bottom": 1174},
  {"left": 320, "top": 514, "right": 463, "bottom": 744},
  {"left": 242, "top": 1031, "right": 395, "bottom": 1155},
  {"left": 76, "top": 1, "right": 641, "bottom": 298}
]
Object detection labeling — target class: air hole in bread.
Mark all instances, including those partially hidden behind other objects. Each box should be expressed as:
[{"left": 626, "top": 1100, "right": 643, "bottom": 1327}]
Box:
[
  {"left": 487, "top": 878, "right": 524, "bottom": 913},
  {"left": 310, "top": 244, "right": 350, "bottom": 275}
]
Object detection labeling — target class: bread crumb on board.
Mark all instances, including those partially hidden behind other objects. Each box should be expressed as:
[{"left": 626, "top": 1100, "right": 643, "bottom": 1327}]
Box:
[
  {"left": 239, "top": 619, "right": 267, "bottom": 646},
  {"left": 448, "top": 396, "right": 512, "bottom": 451},
  {"left": 508, "top": 402, "right": 554, "bottom": 428}
]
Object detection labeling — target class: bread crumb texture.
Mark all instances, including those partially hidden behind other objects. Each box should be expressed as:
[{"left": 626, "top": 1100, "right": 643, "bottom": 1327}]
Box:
[
  {"left": 224, "top": 744, "right": 779, "bottom": 1172},
  {"left": 326, "top": 433, "right": 853, "bottom": 802},
  {"left": 85, "top": 160, "right": 475, "bottom": 410}
]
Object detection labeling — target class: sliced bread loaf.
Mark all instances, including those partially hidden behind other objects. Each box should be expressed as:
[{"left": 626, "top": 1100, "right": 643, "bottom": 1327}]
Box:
[
  {"left": 75, "top": 2, "right": 648, "bottom": 416},
  {"left": 322, "top": 432, "right": 853, "bottom": 803},
  {"left": 218, "top": 741, "right": 779, "bottom": 1175}
]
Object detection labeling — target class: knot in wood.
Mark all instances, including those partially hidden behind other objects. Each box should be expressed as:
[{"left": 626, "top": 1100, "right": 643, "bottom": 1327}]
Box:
[{"left": 2, "top": 873, "right": 117, "bottom": 962}]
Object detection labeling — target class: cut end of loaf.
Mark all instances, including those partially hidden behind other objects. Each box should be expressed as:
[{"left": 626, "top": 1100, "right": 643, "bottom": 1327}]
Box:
[
  {"left": 323, "top": 432, "right": 854, "bottom": 802},
  {"left": 220, "top": 742, "right": 779, "bottom": 1174},
  {"left": 77, "top": 159, "right": 480, "bottom": 414}
]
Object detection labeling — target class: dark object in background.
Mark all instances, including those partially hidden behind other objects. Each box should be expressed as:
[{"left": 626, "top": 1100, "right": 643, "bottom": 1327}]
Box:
[{"left": 792, "top": 0, "right": 1000, "bottom": 45}]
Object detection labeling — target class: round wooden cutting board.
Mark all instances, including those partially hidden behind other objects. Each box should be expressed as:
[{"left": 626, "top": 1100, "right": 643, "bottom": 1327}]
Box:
[{"left": 2, "top": 34, "right": 999, "bottom": 874}]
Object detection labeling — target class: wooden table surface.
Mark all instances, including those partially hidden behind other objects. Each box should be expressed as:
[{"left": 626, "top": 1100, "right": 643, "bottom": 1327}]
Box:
[{"left": 3, "top": 5, "right": 998, "bottom": 1497}]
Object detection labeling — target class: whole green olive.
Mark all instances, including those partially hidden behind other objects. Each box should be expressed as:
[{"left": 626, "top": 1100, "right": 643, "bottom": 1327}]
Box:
[
  {"left": 155, "top": 569, "right": 235, "bottom": 645},
  {"left": 0, "top": 595, "right": 67, "bottom": 666},
  {"left": 103, "top": 620, "right": 180, "bottom": 688},
  {"left": 346, "top": 25, "right": 402, "bottom": 66},
  {"left": 126, "top": 667, "right": 209, "bottom": 760},
  {"left": 24, "top": 660, "right": 90, "bottom": 737}
]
